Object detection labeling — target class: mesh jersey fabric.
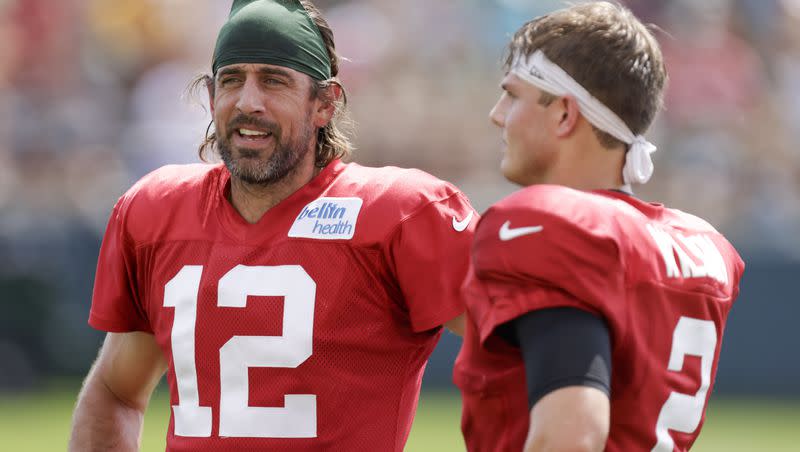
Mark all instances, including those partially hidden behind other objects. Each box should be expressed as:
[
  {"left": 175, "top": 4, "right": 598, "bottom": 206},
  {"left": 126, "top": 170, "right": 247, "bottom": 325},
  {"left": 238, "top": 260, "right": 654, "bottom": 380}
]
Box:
[
  {"left": 89, "top": 160, "right": 477, "bottom": 451},
  {"left": 454, "top": 185, "right": 744, "bottom": 452}
]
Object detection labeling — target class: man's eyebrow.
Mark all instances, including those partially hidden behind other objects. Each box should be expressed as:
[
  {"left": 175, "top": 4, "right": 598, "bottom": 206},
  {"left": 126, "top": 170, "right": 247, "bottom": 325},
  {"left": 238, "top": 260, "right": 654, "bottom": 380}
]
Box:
[
  {"left": 216, "top": 66, "right": 295, "bottom": 84},
  {"left": 257, "top": 66, "right": 292, "bottom": 78},
  {"left": 216, "top": 67, "right": 244, "bottom": 79}
]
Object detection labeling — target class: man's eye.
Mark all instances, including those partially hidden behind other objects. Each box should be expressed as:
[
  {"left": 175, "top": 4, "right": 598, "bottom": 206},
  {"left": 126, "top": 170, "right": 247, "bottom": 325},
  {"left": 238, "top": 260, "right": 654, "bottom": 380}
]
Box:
[
  {"left": 263, "top": 78, "right": 284, "bottom": 85},
  {"left": 220, "top": 77, "right": 241, "bottom": 86}
]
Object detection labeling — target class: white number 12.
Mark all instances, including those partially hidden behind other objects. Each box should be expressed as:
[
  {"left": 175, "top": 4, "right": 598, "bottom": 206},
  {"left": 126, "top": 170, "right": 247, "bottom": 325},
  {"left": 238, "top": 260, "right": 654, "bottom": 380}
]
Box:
[
  {"left": 163, "top": 264, "right": 317, "bottom": 438},
  {"left": 652, "top": 317, "right": 717, "bottom": 451}
]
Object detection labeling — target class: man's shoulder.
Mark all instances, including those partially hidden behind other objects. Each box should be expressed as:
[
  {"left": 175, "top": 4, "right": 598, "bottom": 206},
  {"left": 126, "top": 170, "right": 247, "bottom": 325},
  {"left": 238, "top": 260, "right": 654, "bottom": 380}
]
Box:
[
  {"left": 662, "top": 205, "right": 721, "bottom": 234},
  {"left": 125, "top": 163, "right": 221, "bottom": 201},
  {"left": 337, "top": 162, "right": 465, "bottom": 216},
  {"left": 473, "top": 185, "right": 623, "bottom": 278},
  {"left": 118, "top": 162, "right": 216, "bottom": 197},
  {"left": 113, "top": 163, "right": 223, "bottom": 242},
  {"left": 466, "top": 186, "right": 628, "bottom": 342},
  {"left": 481, "top": 185, "right": 623, "bottom": 245},
  {"left": 319, "top": 162, "right": 474, "bottom": 245},
  {"left": 340, "top": 162, "right": 461, "bottom": 197}
]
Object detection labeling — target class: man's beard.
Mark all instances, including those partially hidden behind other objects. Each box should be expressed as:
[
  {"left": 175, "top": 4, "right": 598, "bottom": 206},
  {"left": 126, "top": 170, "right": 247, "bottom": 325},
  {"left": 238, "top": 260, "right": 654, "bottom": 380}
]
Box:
[{"left": 217, "top": 113, "right": 316, "bottom": 186}]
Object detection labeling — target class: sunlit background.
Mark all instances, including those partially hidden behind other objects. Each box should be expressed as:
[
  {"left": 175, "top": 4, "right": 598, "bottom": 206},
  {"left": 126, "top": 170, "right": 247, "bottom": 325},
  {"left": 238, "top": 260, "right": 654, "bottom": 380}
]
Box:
[{"left": 1, "top": 0, "right": 798, "bottom": 450}]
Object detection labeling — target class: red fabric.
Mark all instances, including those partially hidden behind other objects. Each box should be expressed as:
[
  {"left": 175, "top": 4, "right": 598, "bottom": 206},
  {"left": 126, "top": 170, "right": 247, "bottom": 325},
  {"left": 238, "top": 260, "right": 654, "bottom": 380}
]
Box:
[
  {"left": 455, "top": 185, "right": 744, "bottom": 452},
  {"left": 90, "top": 160, "right": 476, "bottom": 451}
]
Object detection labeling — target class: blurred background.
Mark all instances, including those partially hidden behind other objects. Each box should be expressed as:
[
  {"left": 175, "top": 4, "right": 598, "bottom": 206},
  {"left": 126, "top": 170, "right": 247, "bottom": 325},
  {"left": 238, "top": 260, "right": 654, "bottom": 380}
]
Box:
[{"left": 0, "top": 0, "right": 798, "bottom": 450}]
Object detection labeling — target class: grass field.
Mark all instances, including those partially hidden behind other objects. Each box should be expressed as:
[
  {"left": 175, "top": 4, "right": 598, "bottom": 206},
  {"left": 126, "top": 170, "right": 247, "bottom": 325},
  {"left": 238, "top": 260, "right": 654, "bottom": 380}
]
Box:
[{"left": 1, "top": 380, "right": 798, "bottom": 451}]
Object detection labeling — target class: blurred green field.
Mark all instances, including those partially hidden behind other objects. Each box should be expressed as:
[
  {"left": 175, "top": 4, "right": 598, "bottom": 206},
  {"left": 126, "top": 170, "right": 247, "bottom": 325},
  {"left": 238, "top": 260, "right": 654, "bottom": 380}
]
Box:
[{"left": 1, "top": 380, "right": 798, "bottom": 451}]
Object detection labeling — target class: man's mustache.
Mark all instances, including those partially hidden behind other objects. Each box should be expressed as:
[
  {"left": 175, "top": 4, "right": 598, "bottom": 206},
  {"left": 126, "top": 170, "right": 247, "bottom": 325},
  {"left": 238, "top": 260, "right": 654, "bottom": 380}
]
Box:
[{"left": 226, "top": 114, "right": 280, "bottom": 138}]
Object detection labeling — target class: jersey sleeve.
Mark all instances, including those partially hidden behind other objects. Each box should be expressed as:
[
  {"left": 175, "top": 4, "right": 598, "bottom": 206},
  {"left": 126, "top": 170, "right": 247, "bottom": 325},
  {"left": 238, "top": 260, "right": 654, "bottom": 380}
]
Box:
[
  {"left": 466, "top": 199, "right": 626, "bottom": 345},
  {"left": 388, "top": 192, "right": 477, "bottom": 332},
  {"left": 88, "top": 195, "right": 151, "bottom": 333}
]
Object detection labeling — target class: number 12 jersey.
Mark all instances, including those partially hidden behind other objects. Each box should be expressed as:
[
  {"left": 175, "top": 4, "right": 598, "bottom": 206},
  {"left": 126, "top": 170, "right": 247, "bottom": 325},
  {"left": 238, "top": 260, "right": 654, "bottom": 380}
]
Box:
[{"left": 90, "top": 160, "right": 477, "bottom": 451}]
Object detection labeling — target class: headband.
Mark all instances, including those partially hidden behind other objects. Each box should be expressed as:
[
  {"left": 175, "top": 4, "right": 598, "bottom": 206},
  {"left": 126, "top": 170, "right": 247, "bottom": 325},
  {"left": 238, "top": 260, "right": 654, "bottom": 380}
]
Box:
[
  {"left": 212, "top": 0, "right": 331, "bottom": 81},
  {"left": 511, "top": 50, "right": 656, "bottom": 186}
]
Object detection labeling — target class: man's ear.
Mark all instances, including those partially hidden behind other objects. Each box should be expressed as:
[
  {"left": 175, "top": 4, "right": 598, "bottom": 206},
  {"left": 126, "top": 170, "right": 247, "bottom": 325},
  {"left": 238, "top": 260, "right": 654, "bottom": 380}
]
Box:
[
  {"left": 554, "top": 95, "right": 580, "bottom": 138},
  {"left": 313, "top": 82, "right": 342, "bottom": 128}
]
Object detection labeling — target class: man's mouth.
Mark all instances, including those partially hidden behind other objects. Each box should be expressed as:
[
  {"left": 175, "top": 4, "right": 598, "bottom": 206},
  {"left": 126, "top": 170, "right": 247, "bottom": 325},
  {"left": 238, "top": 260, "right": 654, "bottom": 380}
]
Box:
[{"left": 237, "top": 128, "right": 272, "bottom": 139}]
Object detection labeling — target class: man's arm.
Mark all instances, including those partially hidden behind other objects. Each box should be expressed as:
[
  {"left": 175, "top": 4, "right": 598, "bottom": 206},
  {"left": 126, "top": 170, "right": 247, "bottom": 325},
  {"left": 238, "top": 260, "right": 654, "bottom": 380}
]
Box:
[
  {"left": 509, "top": 307, "right": 612, "bottom": 452},
  {"left": 69, "top": 331, "right": 167, "bottom": 452},
  {"left": 524, "top": 386, "right": 609, "bottom": 452}
]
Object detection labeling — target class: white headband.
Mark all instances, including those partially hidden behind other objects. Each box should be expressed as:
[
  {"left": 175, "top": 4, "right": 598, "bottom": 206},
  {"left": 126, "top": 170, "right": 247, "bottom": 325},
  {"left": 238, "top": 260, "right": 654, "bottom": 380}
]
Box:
[{"left": 511, "top": 50, "right": 656, "bottom": 186}]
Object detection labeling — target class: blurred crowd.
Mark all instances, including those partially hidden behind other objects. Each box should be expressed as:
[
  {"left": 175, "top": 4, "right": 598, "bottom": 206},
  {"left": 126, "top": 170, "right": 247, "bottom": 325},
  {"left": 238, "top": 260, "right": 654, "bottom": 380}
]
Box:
[{"left": 0, "top": 0, "right": 798, "bottom": 381}]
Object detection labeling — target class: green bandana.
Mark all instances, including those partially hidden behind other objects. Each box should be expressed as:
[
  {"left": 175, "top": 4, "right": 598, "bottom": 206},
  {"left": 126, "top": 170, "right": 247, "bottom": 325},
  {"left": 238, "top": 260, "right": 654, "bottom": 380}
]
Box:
[{"left": 212, "top": 0, "right": 331, "bottom": 80}]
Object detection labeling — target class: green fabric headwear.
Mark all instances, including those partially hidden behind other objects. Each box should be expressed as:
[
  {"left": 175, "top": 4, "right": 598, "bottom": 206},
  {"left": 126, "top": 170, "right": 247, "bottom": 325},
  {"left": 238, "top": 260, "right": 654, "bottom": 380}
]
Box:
[{"left": 212, "top": 0, "right": 331, "bottom": 81}]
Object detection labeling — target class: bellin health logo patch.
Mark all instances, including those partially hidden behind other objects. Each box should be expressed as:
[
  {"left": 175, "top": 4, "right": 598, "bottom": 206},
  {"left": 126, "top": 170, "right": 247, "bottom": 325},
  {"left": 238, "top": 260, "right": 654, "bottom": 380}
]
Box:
[{"left": 288, "top": 197, "right": 363, "bottom": 240}]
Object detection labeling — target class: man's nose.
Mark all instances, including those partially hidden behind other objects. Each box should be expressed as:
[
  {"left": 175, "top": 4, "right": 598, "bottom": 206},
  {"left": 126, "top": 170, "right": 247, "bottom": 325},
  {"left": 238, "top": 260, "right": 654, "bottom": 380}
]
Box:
[
  {"left": 235, "top": 78, "right": 266, "bottom": 115},
  {"left": 489, "top": 102, "right": 505, "bottom": 128}
]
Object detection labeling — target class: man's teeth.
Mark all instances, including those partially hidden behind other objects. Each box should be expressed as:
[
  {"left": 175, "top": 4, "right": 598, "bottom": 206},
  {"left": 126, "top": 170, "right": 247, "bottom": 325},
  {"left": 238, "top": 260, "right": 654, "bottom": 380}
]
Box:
[{"left": 239, "top": 128, "right": 269, "bottom": 136}]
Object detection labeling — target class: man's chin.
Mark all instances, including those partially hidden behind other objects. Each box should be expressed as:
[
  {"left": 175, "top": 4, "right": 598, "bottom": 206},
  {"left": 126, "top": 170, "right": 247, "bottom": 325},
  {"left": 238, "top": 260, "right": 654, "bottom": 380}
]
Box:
[
  {"left": 501, "top": 161, "right": 529, "bottom": 187},
  {"left": 231, "top": 145, "right": 274, "bottom": 160},
  {"left": 229, "top": 168, "right": 277, "bottom": 186}
]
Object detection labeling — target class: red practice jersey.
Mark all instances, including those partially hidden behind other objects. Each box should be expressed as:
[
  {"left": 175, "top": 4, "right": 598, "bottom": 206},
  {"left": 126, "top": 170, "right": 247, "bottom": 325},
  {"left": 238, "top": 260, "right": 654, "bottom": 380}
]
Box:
[
  {"left": 90, "top": 160, "right": 477, "bottom": 451},
  {"left": 455, "top": 185, "right": 744, "bottom": 452}
]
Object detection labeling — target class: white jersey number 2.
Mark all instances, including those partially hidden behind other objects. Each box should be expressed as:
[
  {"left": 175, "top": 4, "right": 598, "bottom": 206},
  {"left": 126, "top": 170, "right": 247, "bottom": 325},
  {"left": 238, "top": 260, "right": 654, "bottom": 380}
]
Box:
[
  {"left": 163, "top": 265, "right": 317, "bottom": 438},
  {"left": 652, "top": 317, "right": 717, "bottom": 451}
]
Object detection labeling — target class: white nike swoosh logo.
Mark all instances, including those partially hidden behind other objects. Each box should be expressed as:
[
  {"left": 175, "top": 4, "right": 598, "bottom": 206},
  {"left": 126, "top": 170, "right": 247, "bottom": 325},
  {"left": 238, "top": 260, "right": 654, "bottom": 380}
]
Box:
[
  {"left": 452, "top": 211, "right": 474, "bottom": 232},
  {"left": 499, "top": 220, "right": 543, "bottom": 241}
]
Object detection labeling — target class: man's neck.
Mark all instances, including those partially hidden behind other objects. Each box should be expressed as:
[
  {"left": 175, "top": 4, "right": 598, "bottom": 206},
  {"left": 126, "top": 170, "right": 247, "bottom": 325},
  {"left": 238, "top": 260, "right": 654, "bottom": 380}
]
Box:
[
  {"left": 547, "top": 170, "right": 625, "bottom": 192},
  {"left": 546, "top": 139, "right": 626, "bottom": 191},
  {"left": 229, "top": 156, "right": 320, "bottom": 224}
]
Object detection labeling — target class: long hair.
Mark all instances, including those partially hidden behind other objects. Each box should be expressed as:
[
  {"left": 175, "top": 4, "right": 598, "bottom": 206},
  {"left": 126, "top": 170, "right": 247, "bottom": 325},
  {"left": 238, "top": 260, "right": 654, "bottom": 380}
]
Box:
[{"left": 190, "top": 0, "right": 354, "bottom": 167}]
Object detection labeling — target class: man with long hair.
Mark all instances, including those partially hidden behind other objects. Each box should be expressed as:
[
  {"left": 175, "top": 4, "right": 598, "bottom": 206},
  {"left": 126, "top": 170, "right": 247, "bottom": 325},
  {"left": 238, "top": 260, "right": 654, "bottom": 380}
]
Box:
[
  {"left": 454, "top": 3, "right": 744, "bottom": 451},
  {"left": 69, "top": 1, "right": 475, "bottom": 450}
]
